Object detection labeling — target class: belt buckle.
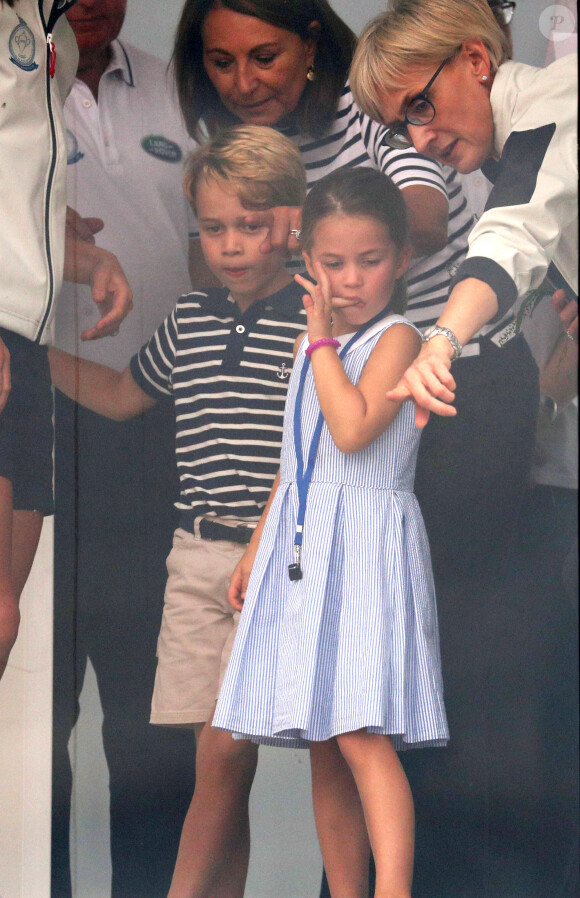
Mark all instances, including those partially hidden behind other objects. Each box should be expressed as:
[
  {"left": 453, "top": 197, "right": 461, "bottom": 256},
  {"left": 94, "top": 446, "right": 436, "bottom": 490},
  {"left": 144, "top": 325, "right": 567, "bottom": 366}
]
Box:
[{"left": 234, "top": 523, "right": 252, "bottom": 545}]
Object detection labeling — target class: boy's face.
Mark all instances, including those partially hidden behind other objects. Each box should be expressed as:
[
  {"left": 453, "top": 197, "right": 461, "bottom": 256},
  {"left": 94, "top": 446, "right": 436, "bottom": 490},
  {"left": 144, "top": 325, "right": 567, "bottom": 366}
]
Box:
[{"left": 196, "top": 177, "right": 291, "bottom": 310}]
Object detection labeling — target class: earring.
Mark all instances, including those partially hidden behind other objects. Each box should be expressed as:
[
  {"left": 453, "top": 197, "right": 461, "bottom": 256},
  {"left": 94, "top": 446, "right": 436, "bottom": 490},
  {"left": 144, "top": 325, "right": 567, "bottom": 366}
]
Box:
[
  {"left": 481, "top": 75, "right": 489, "bottom": 82},
  {"left": 306, "top": 65, "right": 316, "bottom": 82}
]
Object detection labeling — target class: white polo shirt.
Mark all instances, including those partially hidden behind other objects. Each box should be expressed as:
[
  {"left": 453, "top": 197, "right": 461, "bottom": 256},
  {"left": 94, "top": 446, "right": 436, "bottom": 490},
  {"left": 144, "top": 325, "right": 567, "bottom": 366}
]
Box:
[{"left": 55, "top": 40, "right": 196, "bottom": 370}]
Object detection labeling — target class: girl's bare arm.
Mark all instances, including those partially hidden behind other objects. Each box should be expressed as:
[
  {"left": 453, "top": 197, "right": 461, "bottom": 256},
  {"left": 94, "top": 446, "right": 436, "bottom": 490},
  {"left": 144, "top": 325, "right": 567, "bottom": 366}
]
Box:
[{"left": 296, "top": 267, "right": 421, "bottom": 453}]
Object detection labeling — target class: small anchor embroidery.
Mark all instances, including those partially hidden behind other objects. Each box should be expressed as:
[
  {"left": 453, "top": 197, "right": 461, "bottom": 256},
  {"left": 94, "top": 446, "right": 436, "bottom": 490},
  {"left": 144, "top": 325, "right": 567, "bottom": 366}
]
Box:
[{"left": 277, "top": 363, "right": 290, "bottom": 380}]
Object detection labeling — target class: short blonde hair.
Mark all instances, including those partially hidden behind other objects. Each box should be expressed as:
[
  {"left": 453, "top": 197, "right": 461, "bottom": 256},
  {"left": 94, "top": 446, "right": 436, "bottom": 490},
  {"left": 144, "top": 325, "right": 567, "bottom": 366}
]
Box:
[
  {"left": 184, "top": 125, "right": 307, "bottom": 212},
  {"left": 351, "top": 0, "right": 509, "bottom": 123}
]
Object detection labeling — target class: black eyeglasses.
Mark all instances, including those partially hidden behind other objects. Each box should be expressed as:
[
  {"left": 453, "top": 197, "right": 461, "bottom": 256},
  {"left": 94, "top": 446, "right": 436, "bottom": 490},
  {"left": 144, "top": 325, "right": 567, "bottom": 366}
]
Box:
[
  {"left": 488, "top": 1, "right": 516, "bottom": 26},
  {"left": 382, "top": 58, "right": 450, "bottom": 150}
]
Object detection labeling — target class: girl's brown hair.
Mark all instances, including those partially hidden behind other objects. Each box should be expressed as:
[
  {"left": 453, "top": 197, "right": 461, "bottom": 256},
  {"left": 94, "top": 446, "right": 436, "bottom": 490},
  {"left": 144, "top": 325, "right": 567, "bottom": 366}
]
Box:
[{"left": 301, "top": 167, "right": 410, "bottom": 315}]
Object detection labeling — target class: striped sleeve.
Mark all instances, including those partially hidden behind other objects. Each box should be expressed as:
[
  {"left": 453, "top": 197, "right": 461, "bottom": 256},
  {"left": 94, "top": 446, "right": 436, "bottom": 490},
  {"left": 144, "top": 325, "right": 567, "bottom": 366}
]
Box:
[
  {"left": 358, "top": 112, "right": 447, "bottom": 198},
  {"left": 130, "top": 295, "right": 192, "bottom": 398}
]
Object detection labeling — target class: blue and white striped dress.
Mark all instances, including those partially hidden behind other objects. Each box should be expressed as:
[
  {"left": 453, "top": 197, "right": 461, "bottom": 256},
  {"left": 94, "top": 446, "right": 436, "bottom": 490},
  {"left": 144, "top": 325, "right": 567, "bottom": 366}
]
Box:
[{"left": 213, "top": 315, "right": 449, "bottom": 751}]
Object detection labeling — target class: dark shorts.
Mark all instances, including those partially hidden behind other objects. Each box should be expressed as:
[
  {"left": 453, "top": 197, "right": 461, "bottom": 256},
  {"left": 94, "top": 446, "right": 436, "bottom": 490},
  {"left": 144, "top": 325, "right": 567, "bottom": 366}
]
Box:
[{"left": 0, "top": 328, "right": 54, "bottom": 515}]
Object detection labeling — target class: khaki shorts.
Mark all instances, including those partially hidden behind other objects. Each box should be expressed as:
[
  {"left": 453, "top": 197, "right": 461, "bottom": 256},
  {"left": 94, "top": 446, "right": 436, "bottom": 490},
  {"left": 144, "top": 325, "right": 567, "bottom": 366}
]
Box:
[{"left": 150, "top": 528, "right": 247, "bottom": 726}]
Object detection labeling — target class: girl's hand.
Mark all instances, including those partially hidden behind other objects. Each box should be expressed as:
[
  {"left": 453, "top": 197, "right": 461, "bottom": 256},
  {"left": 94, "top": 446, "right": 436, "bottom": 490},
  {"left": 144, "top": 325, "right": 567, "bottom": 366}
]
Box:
[
  {"left": 227, "top": 544, "right": 258, "bottom": 611},
  {"left": 386, "top": 336, "right": 457, "bottom": 428},
  {"left": 295, "top": 264, "right": 335, "bottom": 342}
]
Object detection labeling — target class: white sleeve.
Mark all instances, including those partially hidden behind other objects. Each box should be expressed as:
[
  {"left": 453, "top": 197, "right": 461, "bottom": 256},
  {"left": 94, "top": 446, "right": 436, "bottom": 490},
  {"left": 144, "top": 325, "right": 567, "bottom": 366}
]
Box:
[{"left": 455, "top": 56, "right": 578, "bottom": 317}]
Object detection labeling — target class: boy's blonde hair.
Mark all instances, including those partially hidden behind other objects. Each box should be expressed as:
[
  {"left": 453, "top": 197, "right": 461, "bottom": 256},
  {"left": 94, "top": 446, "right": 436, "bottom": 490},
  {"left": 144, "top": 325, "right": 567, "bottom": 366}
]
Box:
[
  {"left": 184, "top": 125, "right": 307, "bottom": 212},
  {"left": 351, "top": 0, "right": 509, "bottom": 124}
]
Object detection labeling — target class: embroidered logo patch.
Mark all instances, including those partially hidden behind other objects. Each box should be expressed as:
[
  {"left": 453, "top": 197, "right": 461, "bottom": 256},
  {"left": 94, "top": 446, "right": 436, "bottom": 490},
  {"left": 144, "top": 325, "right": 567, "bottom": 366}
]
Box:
[
  {"left": 141, "top": 135, "right": 183, "bottom": 163},
  {"left": 9, "top": 17, "right": 38, "bottom": 71},
  {"left": 66, "top": 129, "right": 84, "bottom": 165}
]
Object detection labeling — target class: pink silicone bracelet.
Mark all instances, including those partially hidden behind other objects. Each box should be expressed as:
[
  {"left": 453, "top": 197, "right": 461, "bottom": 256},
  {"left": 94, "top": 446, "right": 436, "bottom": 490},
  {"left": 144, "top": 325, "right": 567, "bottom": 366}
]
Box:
[{"left": 305, "top": 338, "right": 340, "bottom": 359}]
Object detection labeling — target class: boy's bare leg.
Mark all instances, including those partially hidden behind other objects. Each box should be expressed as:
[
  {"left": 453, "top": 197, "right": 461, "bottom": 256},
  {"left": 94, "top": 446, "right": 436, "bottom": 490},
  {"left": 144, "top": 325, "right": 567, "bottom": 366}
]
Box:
[
  {"left": 0, "top": 477, "right": 43, "bottom": 680},
  {"left": 168, "top": 710, "right": 258, "bottom": 898},
  {"left": 310, "top": 738, "right": 370, "bottom": 898}
]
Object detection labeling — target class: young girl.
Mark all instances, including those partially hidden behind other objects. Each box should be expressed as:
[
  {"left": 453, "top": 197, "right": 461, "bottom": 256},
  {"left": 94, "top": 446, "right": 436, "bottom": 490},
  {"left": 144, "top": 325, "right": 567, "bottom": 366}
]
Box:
[{"left": 213, "top": 167, "right": 449, "bottom": 898}]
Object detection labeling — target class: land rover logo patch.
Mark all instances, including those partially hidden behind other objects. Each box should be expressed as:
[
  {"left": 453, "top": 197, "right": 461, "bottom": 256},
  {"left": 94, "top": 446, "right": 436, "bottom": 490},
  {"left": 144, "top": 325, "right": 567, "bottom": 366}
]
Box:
[
  {"left": 9, "top": 17, "right": 39, "bottom": 71},
  {"left": 141, "top": 135, "right": 182, "bottom": 163}
]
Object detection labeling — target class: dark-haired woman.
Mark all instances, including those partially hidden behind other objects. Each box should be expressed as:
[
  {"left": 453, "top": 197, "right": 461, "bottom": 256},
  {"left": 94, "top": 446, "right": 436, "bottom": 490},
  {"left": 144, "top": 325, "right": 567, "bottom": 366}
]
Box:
[{"left": 175, "top": 0, "right": 473, "bottom": 323}]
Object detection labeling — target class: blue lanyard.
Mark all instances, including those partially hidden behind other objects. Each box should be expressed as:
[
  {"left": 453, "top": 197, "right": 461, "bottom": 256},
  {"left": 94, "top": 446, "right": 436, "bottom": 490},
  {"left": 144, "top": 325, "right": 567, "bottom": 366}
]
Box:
[{"left": 289, "top": 311, "right": 389, "bottom": 581}]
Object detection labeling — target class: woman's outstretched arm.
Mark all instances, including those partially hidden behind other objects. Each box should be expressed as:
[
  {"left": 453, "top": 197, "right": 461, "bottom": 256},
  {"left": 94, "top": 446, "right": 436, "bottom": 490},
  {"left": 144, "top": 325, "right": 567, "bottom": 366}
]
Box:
[{"left": 386, "top": 277, "right": 499, "bottom": 426}]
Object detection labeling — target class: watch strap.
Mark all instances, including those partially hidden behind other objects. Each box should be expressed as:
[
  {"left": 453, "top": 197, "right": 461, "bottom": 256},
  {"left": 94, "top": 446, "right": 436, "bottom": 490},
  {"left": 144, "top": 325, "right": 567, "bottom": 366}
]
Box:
[{"left": 422, "top": 325, "right": 463, "bottom": 360}]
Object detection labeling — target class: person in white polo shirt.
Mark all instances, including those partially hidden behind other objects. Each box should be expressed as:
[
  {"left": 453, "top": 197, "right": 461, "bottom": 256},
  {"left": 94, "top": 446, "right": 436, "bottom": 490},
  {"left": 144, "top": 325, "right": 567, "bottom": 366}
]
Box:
[{"left": 50, "top": 2, "right": 197, "bottom": 896}]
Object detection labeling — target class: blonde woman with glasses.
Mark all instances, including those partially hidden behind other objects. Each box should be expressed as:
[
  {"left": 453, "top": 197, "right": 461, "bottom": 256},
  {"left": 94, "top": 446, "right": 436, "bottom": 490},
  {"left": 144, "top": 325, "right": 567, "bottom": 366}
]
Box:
[
  {"left": 350, "top": 3, "right": 577, "bottom": 894},
  {"left": 351, "top": 0, "right": 576, "bottom": 422}
]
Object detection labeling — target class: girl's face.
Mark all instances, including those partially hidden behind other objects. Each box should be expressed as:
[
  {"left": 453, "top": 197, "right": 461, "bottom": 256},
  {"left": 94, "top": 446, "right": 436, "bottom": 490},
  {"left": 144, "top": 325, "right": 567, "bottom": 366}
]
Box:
[
  {"left": 303, "top": 214, "right": 411, "bottom": 333},
  {"left": 377, "top": 41, "right": 495, "bottom": 174},
  {"left": 202, "top": 4, "right": 317, "bottom": 127}
]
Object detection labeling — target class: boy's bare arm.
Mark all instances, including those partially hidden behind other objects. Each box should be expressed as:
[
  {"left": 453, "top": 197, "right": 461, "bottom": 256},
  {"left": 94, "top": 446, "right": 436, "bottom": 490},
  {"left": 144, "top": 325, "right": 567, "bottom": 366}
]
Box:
[{"left": 48, "top": 348, "right": 156, "bottom": 421}]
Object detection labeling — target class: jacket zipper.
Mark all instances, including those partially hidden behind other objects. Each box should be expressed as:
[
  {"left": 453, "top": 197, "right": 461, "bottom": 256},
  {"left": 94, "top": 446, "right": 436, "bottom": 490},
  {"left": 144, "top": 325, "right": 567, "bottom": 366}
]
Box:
[{"left": 36, "top": 2, "right": 59, "bottom": 342}]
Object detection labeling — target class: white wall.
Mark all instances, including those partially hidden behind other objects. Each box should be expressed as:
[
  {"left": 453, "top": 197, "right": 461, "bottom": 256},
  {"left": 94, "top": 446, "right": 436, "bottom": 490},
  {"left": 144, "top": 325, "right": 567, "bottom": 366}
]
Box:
[
  {"left": 123, "top": 0, "right": 388, "bottom": 62},
  {"left": 0, "top": 524, "right": 54, "bottom": 898},
  {"left": 123, "top": 0, "right": 553, "bottom": 64}
]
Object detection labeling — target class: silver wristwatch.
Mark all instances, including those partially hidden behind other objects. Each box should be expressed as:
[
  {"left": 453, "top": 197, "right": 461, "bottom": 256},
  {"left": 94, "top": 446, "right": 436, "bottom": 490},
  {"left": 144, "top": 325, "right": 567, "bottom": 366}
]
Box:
[{"left": 422, "top": 325, "right": 463, "bottom": 360}]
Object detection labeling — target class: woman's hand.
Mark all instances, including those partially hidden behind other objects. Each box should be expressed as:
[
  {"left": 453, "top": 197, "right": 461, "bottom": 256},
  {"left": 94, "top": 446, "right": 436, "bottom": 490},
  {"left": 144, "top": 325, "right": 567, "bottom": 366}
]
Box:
[
  {"left": 81, "top": 250, "right": 134, "bottom": 341},
  {"left": 243, "top": 207, "right": 303, "bottom": 256},
  {"left": 552, "top": 289, "right": 578, "bottom": 342},
  {"left": 386, "top": 335, "right": 457, "bottom": 428},
  {"left": 66, "top": 206, "right": 104, "bottom": 244},
  {"left": 387, "top": 277, "right": 499, "bottom": 426},
  {"left": 228, "top": 544, "right": 258, "bottom": 611},
  {"left": 63, "top": 236, "right": 134, "bottom": 340}
]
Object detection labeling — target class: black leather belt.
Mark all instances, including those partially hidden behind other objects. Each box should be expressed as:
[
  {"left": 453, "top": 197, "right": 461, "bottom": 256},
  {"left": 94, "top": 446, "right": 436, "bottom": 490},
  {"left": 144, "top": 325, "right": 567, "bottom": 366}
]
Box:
[{"left": 180, "top": 513, "right": 254, "bottom": 544}]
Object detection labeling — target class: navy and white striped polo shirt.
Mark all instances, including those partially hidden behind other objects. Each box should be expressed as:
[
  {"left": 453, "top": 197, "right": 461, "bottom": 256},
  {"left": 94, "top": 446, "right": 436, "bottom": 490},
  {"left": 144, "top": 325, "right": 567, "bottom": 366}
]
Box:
[{"left": 130, "top": 281, "right": 307, "bottom": 523}]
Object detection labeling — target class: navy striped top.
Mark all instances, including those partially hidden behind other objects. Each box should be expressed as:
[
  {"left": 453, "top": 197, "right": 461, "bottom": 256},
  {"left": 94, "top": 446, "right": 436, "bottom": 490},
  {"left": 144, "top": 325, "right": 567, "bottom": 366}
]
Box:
[{"left": 130, "top": 281, "right": 307, "bottom": 523}]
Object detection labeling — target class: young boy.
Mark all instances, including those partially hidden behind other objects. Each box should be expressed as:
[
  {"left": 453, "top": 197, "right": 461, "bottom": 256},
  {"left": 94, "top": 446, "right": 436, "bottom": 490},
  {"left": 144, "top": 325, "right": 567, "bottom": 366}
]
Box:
[{"left": 49, "top": 124, "right": 308, "bottom": 897}]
